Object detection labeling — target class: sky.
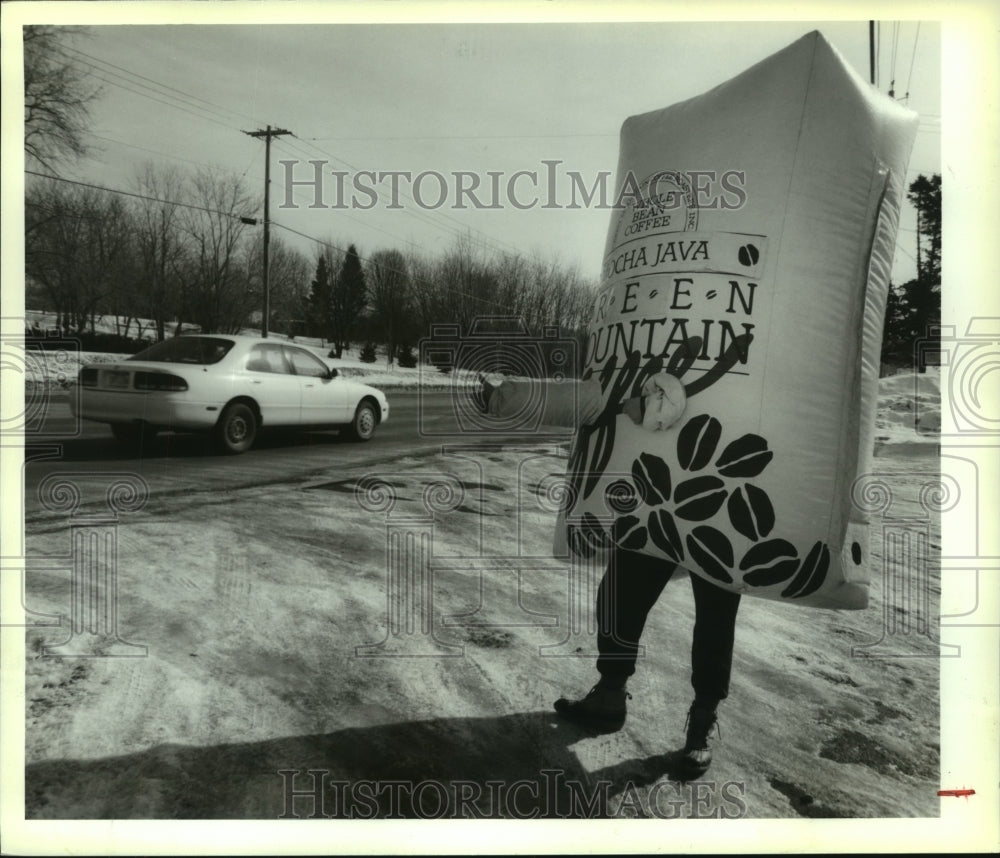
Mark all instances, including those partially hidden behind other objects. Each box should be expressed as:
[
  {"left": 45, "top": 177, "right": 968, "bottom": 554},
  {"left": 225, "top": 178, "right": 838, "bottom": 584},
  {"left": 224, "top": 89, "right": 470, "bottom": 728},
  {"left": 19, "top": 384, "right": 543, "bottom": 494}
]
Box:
[{"left": 31, "top": 18, "right": 941, "bottom": 285}]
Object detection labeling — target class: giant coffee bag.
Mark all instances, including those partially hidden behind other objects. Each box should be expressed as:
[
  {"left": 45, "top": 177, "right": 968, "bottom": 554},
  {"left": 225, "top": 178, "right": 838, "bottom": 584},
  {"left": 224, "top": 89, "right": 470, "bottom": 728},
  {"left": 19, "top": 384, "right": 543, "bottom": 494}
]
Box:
[{"left": 561, "top": 31, "right": 918, "bottom": 609}]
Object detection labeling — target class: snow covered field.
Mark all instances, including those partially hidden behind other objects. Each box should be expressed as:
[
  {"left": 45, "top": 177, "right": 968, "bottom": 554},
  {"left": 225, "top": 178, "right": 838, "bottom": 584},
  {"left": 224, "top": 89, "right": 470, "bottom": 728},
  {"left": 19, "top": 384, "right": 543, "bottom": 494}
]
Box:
[
  {"left": 19, "top": 364, "right": 944, "bottom": 822},
  {"left": 20, "top": 311, "right": 459, "bottom": 390}
]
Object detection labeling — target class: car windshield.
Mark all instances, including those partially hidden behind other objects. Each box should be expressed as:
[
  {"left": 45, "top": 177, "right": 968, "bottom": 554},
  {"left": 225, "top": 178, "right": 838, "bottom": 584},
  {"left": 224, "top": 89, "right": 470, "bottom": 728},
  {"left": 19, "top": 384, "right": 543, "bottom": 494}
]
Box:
[{"left": 129, "top": 336, "right": 235, "bottom": 365}]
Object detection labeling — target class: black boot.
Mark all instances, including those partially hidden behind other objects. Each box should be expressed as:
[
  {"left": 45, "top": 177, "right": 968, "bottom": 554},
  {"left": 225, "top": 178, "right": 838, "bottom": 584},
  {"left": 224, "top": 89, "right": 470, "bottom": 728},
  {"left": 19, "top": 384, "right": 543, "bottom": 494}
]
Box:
[
  {"left": 682, "top": 704, "right": 719, "bottom": 777},
  {"left": 554, "top": 681, "right": 631, "bottom": 732}
]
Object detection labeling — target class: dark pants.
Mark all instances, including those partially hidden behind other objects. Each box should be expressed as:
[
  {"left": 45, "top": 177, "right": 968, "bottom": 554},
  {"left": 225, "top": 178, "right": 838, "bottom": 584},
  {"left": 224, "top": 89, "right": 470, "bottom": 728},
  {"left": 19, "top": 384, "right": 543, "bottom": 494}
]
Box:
[{"left": 596, "top": 548, "right": 741, "bottom": 706}]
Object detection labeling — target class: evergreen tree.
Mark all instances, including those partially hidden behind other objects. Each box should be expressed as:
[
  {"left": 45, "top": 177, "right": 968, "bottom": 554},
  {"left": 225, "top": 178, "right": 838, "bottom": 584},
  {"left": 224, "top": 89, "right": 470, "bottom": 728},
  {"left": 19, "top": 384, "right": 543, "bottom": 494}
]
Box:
[
  {"left": 904, "top": 174, "right": 942, "bottom": 371},
  {"left": 329, "top": 243, "right": 367, "bottom": 358},
  {"left": 306, "top": 253, "right": 333, "bottom": 339},
  {"left": 908, "top": 174, "right": 941, "bottom": 285},
  {"left": 881, "top": 173, "right": 941, "bottom": 373}
]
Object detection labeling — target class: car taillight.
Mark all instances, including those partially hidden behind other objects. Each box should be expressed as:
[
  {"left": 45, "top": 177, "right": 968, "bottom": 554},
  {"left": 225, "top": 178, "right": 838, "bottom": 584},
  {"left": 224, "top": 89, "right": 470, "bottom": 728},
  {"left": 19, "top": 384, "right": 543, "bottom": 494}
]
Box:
[
  {"left": 79, "top": 367, "right": 98, "bottom": 388},
  {"left": 133, "top": 371, "right": 188, "bottom": 392}
]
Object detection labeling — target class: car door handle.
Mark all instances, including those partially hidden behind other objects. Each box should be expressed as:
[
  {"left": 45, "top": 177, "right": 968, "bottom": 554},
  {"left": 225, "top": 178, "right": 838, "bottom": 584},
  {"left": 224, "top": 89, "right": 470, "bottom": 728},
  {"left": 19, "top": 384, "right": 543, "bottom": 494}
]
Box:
[{"left": 251, "top": 379, "right": 262, "bottom": 385}]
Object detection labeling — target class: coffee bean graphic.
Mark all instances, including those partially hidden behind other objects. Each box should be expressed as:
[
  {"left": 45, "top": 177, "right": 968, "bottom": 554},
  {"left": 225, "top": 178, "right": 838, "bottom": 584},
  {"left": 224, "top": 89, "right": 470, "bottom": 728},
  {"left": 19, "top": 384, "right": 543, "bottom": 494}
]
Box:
[
  {"left": 686, "top": 526, "right": 734, "bottom": 583},
  {"left": 677, "top": 414, "right": 722, "bottom": 471},
  {"left": 605, "top": 479, "right": 639, "bottom": 514},
  {"left": 613, "top": 515, "right": 647, "bottom": 551},
  {"left": 648, "top": 508, "right": 684, "bottom": 562},
  {"left": 738, "top": 243, "right": 760, "bottom": 267},
  {"left": 792, "top": 542, "right": 831, "bottom": 598},
  {"left": 715, "top": 434, "right": 773, "bottom": 478},
  {"left": 739, "top": 538, "right": 800, "bottom": 586},
  {"left": 781, "top": 541, "right": 831, "bottom": 598},
  {"left": 639, "top": 452, "right": 672, "bottom": 499},
  {"left": 727, "top": 484, "right": 775, "bottom": 541},
  {"left": 631, "top": 452, "right": 670, "bottom": 506},
  {"left": 674, "top": 475, "right": 728, "bottom": 521}
]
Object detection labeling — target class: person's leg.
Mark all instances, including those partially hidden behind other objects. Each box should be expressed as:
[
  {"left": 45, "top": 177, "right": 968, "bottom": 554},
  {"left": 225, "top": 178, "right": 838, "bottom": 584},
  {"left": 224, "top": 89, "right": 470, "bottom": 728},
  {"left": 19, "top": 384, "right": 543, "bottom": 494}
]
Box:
[
  {"left": 596, "top": 547, "right": 677, "bottom": 687},
  {"left": 688, "top": 571, "right": 741, "bottom": 705},
  {"left": 554, "top": 547, "right": 676, "bottom": 728},
  {"left": 683, "top": 572, "right": 742, "bottom": 775}
]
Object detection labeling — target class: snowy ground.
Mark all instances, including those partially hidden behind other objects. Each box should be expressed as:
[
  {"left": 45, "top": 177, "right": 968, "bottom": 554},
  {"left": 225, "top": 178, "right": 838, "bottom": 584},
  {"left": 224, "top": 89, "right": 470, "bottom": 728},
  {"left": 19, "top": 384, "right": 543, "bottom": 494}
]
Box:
[{"left": 19, "top": 363, "right": 943, "bottom": 821}]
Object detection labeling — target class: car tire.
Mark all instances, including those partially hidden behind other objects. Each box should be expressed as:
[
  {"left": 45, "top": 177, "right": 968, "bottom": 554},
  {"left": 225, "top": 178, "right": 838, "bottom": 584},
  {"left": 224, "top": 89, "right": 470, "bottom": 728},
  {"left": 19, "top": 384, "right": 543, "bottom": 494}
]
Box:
[
  {"left": 215, "top": 402, "right": 257, "bottom": 454},
  {"left": 111, "top": 422, "right": 158, "bottom": 447},
  {"left": 347, "top": 400, "right": 377, "bottom": 441}
]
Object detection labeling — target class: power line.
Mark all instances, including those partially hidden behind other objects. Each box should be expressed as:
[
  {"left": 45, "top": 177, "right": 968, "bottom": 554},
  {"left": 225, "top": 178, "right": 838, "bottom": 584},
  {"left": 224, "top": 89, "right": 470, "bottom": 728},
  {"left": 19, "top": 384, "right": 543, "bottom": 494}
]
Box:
[
  {"left": 25, "top": 169, "right": 254, "bottom": 221},
  {"left": 888, "top": 21, "right": 900, "bottom": 97},
  {"left": 87, "top": 132, "right": 229, "bottom": 171},
  {"left": 298, "top": 133, "right": 618, "bottom": 141},
  {"left": 278, "top": 133, "right": 527, "bottom": 261},
  {"left": 876, "top": 22, "right": 881, "bottom": 89},
  {"left": 271, "top": 136, "right": 495, "bottom": 257},
  {"left": 260, "top": 134, "right": 489, "bottom": 258},
  {"left": 58, "top": 42, "right": 265, "bottom": 128},
  {"left": 904, "top": 22, "right": 921, "bottom": 101},
  {"left": 57, "top": 37, "right": 530, "bottom": 265},
  {"left": 79, "top": 69, "right": 239, "bottom": 132},
  {"left": 273, "top": 172, "right": 428, "bottom": 256}
]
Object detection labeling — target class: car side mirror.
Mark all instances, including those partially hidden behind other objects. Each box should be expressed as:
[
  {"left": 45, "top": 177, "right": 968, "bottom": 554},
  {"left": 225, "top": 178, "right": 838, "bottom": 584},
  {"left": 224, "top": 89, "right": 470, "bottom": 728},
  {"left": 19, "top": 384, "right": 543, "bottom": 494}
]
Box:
[{"left": 327, "top": 367, "right": 339, "bottom": 379}]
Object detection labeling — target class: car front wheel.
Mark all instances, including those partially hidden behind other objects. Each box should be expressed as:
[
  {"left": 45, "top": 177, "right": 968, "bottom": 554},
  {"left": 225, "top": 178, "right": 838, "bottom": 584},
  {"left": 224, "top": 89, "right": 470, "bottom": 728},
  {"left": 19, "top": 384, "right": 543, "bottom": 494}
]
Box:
[
  {"left": 215, "top": 402, "right": 257, "bottom": 454},
  {"left": 347, "top": 400, "right": 377, "bottom": 441}
]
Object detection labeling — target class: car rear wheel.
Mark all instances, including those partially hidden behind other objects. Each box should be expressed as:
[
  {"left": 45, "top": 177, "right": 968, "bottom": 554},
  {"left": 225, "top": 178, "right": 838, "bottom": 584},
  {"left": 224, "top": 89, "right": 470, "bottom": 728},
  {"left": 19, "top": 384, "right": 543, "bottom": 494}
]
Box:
[
  {"left": 215, "top": 402, "right": 257, "bottom": 454},
  {"left": 347, "top": 400, "right": 377, "bottom": 441}
]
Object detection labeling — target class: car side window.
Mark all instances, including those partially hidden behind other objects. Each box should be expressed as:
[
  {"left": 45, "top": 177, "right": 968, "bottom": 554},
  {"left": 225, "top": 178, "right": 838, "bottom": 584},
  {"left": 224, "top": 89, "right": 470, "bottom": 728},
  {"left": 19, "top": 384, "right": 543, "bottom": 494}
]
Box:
[
  {"left": 285, "top": 347, "right": 330, "bottom": 378},
  {"left": 246, "top": 344, "right": 292, "bottom": 374}
]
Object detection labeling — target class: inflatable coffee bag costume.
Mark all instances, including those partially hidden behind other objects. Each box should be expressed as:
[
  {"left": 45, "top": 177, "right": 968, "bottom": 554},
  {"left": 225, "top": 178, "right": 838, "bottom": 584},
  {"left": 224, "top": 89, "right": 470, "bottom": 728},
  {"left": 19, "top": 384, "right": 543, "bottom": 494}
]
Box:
[{"left": 482, "top": 32, "right": 917, "bottom": 775}]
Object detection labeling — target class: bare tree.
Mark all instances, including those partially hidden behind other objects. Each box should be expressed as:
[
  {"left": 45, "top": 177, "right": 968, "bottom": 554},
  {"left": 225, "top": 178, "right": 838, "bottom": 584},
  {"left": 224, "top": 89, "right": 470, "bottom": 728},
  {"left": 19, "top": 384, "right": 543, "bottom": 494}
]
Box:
[
  {"left": 493, "top": 251, "right": 531, "bottom": 323},
  {"left": 407, "top": 250, "right": 446, "bottom": 337},
  {"left": 132, "top": 163, "right": 187, "bottom": 340},
  {"left": 26, "top": 181, "right": 133, "bottom": 335},
  {"left": 241, "top": 234, "right": 311, "bottom": 336},
  {"left": 435, "top": 234, "right": 498, "bottom": 332},
  {"left": 178, "top": 168, "right": 257, "bottom": 333},
  {"left": 367, "top": 249, "right": 412, "bottom": 367},
  {"left": 23, "top": 25, "right": 100, "bottom": 172}
]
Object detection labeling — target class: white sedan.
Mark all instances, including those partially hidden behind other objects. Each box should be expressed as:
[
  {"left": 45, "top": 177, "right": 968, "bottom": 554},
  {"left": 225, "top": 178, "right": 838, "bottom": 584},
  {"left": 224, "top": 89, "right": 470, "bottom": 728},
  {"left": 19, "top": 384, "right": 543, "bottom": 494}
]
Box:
[{"left": 70, "top": 334, "right": 390, "bottom": 453}]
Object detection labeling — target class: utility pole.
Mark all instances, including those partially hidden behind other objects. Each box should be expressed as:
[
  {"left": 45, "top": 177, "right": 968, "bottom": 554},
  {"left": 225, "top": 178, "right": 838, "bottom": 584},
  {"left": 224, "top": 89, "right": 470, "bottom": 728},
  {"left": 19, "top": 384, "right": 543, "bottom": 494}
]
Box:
[
  {"left": 869, "top": 21, "right": 876, "bottom": 85},
  {"left": 243, "top": 125, "right": 292, "bottom": 337}
]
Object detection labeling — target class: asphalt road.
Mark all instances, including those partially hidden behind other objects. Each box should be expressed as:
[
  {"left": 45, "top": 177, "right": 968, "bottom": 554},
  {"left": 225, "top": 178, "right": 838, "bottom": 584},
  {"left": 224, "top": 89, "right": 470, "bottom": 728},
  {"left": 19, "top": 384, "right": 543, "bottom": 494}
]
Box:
[{"left": 21, "top": 390, "right": 573, "bottom": 522}]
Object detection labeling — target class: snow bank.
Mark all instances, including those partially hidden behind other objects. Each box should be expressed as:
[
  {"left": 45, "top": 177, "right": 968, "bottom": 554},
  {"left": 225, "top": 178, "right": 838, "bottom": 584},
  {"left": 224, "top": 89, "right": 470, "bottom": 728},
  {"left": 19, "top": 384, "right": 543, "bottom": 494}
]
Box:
[
  {"left": 876, "top": 368, "right": 941, "bottom": 443},
  {"left": 16, "top": 318, "right": 943, "bottom": 447}
]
